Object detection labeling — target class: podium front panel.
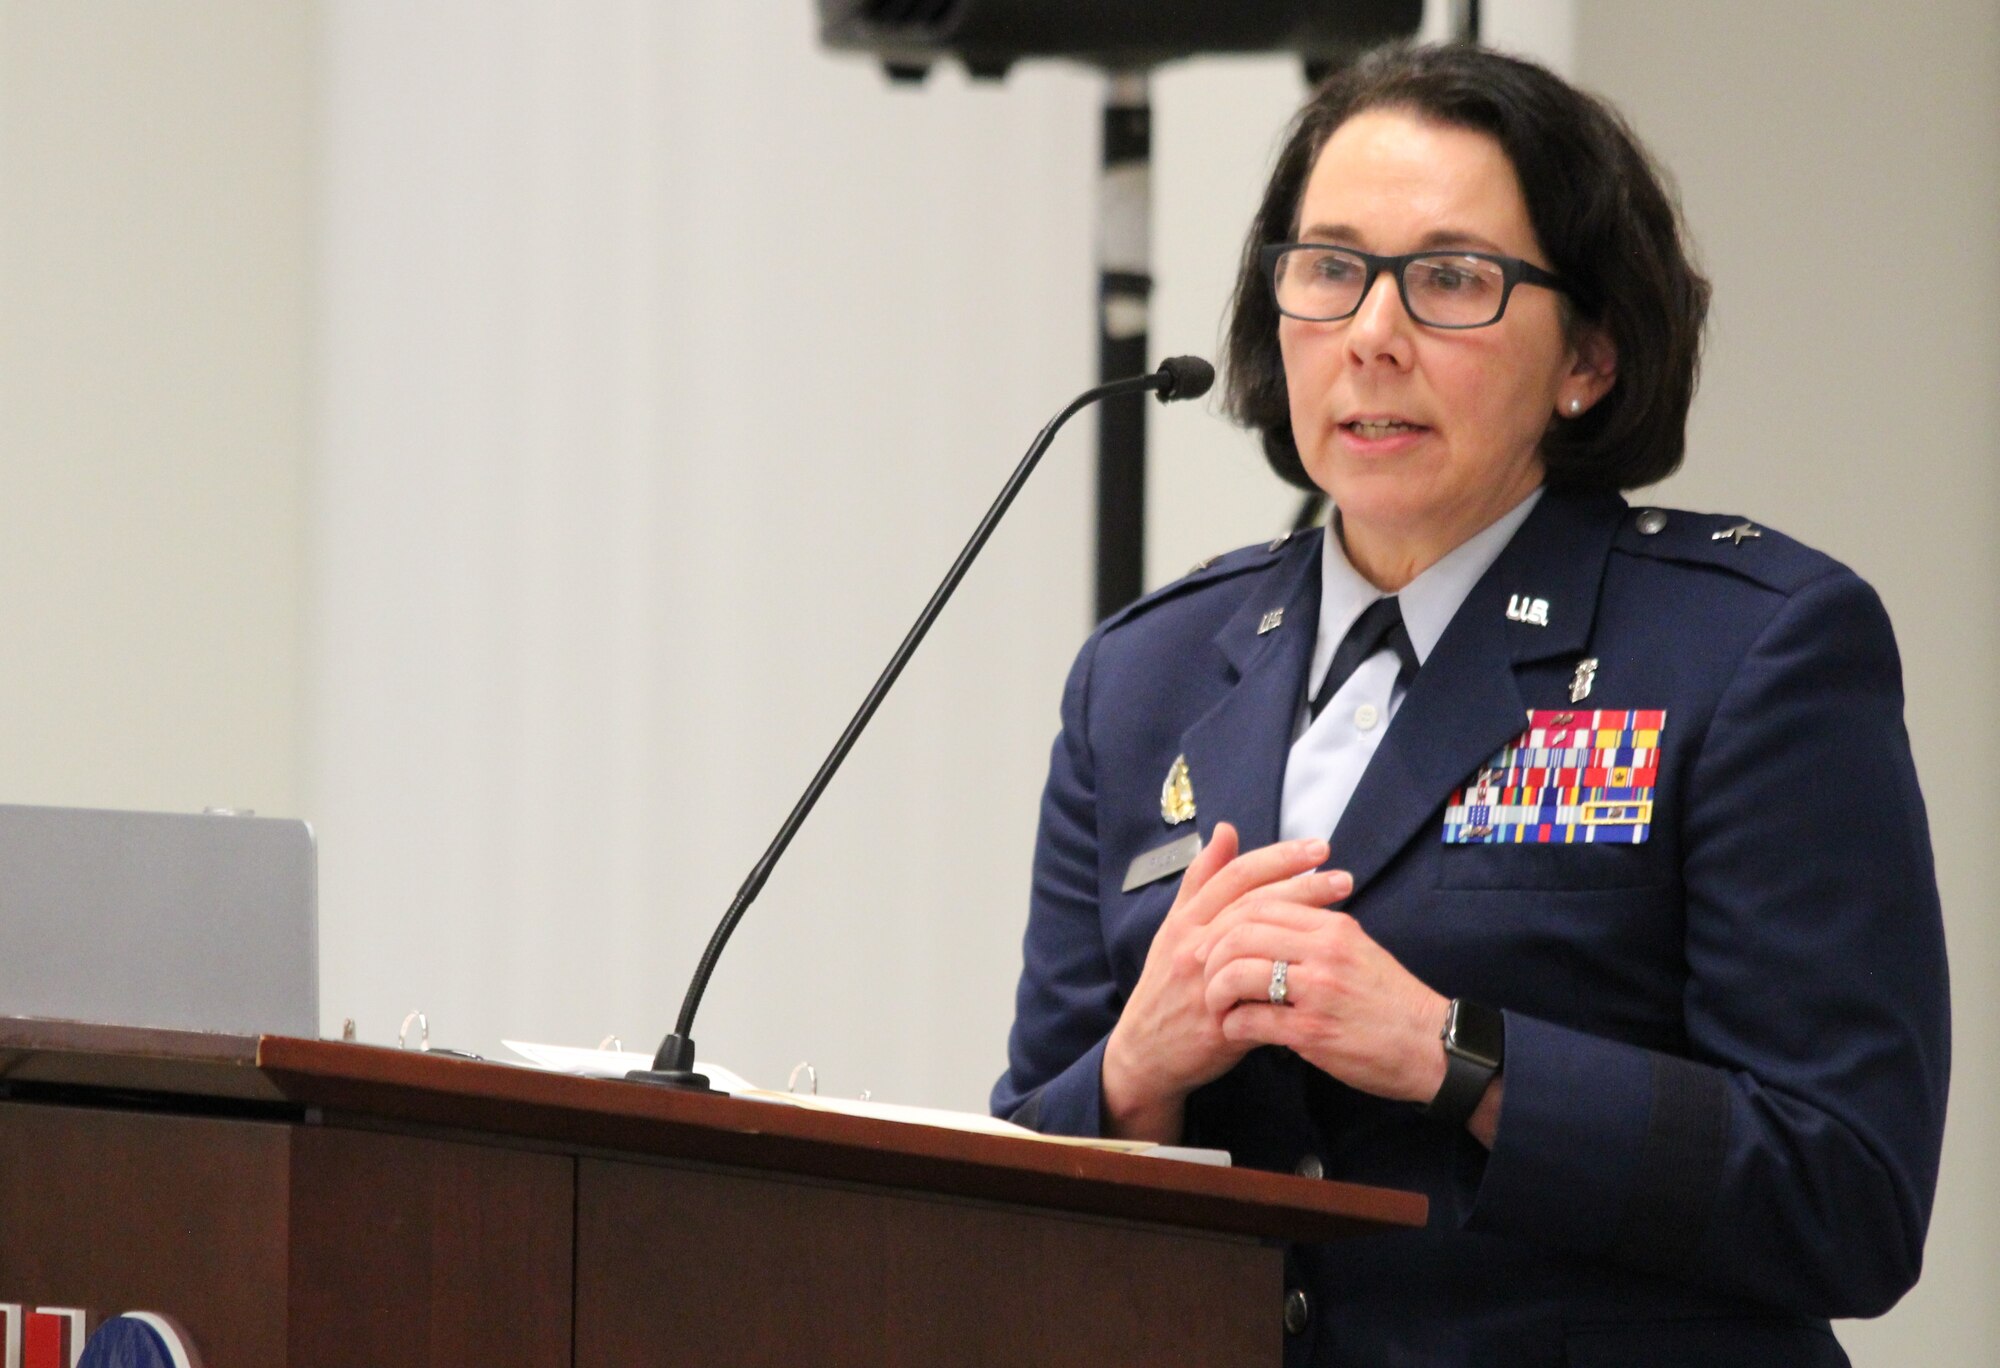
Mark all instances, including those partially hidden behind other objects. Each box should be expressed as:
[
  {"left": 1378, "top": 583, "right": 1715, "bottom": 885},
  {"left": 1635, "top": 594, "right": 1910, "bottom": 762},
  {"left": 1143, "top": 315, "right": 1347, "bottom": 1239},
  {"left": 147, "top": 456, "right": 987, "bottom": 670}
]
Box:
[
  {"left": 0, "top": 1101, "right": 291, "bottom": 1364},
  {"left": 286, "top": 1125, "right": 573, "bottom": 1366},
  {"left": 576, "top": 1154, "right": 1275, "bottom": 1367},
  {"left": 0, "top": 1023, "right": 1422, "bottom": 1366}
]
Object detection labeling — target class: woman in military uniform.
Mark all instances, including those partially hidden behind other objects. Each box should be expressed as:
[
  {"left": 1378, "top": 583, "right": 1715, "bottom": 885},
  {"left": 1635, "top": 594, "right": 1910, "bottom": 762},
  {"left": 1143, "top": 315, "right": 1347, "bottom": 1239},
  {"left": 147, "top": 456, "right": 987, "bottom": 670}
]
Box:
[{"left": 993, "top": 44, "right": 1948, "bottom": 1367}]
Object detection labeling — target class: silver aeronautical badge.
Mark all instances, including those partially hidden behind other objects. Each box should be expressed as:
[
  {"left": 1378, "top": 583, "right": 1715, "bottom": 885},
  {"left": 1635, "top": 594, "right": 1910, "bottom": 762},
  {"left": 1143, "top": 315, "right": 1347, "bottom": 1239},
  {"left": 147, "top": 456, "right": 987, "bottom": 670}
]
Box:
[{"left": 1569, "top": 657, "right": 1600, "bottom": 703}]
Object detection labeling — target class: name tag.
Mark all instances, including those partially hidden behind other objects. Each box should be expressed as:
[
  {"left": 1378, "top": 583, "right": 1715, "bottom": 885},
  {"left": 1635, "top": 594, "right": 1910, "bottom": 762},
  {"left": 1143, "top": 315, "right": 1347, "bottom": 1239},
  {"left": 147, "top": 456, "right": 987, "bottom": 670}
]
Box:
[
  {"left": 1123, "top": 832, "right": 1203, "bottom": 892},
  {"left": 1443, "top": 709, "right": 1666, "bottom": 845}
]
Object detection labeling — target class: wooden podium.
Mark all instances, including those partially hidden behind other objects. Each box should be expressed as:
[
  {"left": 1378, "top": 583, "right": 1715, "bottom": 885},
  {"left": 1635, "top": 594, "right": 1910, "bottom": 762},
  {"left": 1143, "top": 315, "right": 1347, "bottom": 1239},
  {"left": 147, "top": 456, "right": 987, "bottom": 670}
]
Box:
[{"left": 0, "top": 1019, "right": 1425, "bottom": 1366}]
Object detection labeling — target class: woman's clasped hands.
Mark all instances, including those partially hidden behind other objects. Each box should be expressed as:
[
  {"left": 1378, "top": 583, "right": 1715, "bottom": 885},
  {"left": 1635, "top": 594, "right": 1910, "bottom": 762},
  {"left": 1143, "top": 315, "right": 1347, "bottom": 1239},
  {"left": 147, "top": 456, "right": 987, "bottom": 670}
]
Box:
[{"left": 1101, "top": 821, "right": 1450, "bottom": 1143}]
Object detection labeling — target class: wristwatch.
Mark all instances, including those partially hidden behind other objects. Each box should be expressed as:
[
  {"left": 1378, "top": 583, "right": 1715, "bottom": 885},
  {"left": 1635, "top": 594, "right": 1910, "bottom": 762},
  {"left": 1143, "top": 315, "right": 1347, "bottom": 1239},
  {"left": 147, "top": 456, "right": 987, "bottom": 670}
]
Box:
[{"left": 1424, "top": 998, "right": 1504, "bottom": 1129}]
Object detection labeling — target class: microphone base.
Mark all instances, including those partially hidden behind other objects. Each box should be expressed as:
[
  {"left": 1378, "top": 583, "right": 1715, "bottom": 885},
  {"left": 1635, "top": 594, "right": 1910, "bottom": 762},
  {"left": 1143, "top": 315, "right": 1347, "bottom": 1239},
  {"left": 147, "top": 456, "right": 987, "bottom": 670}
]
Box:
[
  {"left": 626, "top": 1031, "right": 712, "bottom": 1091},
  {"left": 624, "top": 1067, "right": 716, "bottom": 1093}
]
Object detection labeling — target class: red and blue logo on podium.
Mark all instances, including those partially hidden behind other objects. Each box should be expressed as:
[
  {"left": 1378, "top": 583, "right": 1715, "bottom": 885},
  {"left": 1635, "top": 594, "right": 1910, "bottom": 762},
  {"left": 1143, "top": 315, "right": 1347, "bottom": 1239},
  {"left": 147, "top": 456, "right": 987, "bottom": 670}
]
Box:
[{"left": 0, "top": 1304, "right": 201, "bottom": 1368}]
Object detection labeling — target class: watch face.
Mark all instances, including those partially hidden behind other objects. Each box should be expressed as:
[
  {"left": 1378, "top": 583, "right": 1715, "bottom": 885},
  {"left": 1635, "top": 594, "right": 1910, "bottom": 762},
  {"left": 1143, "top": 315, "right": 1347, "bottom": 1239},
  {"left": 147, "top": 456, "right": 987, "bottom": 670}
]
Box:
[{"left": 1448, "top": 1001, "right": 1505, "bottom": 1070}]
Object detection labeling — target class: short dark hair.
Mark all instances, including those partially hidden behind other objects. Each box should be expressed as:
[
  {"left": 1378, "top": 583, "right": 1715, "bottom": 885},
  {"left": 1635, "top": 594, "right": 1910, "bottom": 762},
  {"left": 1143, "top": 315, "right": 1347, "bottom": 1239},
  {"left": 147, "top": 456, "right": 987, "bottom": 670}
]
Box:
[{"left": 1222, "top": 43, "right": 1710, "bottom": 494}]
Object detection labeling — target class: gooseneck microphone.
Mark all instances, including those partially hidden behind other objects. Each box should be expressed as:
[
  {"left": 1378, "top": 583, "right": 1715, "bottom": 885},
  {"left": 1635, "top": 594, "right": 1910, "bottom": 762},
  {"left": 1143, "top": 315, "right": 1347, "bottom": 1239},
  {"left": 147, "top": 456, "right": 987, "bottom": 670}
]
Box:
[{"left": 629, "top": 356, "right": 1215, "bottom": 1091}]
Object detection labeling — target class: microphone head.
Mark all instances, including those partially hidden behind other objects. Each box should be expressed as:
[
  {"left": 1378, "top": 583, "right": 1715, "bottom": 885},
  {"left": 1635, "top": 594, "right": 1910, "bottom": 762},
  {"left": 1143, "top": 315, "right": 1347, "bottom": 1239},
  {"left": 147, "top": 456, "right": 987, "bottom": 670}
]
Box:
[{"left": 1153, "top": 355, "right": 1215, "bottom": 404}]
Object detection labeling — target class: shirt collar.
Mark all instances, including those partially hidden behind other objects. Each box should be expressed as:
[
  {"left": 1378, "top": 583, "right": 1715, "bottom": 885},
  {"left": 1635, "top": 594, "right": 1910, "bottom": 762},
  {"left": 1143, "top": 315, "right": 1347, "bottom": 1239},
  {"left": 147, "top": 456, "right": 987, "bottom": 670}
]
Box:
[{"left": 1309, "top": 486, "right": 1544, "bottom": 693}]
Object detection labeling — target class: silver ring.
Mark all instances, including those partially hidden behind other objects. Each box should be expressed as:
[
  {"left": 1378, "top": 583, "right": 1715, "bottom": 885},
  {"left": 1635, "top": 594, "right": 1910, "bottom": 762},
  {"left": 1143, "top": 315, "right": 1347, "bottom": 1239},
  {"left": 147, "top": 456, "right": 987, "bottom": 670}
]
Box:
[{"left": 1268, "top": 959, "right": 1290, "bottom": 1006}]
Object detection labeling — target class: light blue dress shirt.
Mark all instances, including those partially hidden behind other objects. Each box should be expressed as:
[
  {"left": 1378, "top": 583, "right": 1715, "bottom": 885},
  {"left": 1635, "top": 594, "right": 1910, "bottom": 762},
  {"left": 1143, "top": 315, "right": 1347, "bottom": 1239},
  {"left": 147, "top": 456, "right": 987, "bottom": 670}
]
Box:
[{"left": 1278, "top": 487, "right": 1543, "bottom": 845}]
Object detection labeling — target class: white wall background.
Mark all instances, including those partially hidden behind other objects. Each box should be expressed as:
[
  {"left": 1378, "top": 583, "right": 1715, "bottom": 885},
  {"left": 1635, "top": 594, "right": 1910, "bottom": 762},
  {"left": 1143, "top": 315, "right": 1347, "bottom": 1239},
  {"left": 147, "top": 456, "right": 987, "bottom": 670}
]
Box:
[
  {"left": 0, "top": 4, "right": 309, "bottom": 816},
  {"left": 308, "top": 0, "right": 1110, "bottom": 1107},
  {"left": 1, "top": 2, "right": 1993, "bottom": 1362}
]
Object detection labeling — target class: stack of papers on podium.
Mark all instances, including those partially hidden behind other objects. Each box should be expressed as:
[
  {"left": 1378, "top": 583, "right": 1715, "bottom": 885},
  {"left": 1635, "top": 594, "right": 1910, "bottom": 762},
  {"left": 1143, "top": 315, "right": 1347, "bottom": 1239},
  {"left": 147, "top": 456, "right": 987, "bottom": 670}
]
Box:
[{"left": 503, "top": 1040, "right": 1229, "bottom": 1166}]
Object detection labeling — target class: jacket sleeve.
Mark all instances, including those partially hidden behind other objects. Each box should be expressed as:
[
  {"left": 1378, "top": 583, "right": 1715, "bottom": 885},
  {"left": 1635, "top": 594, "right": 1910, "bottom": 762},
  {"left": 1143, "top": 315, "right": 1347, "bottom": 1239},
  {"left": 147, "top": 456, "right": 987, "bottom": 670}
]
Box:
[
  {"left": 1466, "top": 567, "right": 1951, "bottom": 1317},
  {"left": 989, "top": 631, "right": 1119, "bottom": 1136}
]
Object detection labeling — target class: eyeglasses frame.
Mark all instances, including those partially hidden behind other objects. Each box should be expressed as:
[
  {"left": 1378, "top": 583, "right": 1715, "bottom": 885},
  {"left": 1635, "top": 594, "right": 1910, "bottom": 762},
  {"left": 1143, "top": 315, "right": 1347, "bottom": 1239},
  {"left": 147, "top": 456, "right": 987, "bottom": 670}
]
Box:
[{"left": 1260, "top": 242, "right": 1569, "bottom": 330}]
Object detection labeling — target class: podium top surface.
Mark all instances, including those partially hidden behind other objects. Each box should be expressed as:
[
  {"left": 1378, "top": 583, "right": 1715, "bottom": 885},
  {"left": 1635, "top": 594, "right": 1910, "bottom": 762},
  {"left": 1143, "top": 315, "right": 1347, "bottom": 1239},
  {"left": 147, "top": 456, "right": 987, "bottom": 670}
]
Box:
[{"left": 0, "top": 1016, "right": 1426, "bottom": 1245}]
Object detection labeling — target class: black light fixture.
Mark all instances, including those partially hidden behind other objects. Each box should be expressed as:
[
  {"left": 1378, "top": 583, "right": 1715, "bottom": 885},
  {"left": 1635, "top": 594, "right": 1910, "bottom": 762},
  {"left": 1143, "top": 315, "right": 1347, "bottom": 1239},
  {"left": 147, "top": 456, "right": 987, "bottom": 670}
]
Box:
[
  {"left": 820, "top": 1, "right": 1425, "bottom": 84},
  {"left": 818, "top": 0, "right": 1428, "bottom": 619}
]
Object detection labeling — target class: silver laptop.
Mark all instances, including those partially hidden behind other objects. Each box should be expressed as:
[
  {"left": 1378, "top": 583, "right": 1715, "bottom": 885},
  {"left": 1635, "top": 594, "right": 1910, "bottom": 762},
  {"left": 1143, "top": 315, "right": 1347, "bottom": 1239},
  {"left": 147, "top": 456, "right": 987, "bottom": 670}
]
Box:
[{"left": 0, "top": 803, "right": 318, "bottom": 1037}]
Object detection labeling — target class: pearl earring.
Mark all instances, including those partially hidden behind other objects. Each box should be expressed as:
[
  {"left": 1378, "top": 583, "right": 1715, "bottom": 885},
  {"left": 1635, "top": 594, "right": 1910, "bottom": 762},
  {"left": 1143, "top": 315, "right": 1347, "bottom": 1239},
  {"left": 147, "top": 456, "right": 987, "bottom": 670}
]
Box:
[{"left": 1567, "top": 398, "right": 1583, "bottom": 416}]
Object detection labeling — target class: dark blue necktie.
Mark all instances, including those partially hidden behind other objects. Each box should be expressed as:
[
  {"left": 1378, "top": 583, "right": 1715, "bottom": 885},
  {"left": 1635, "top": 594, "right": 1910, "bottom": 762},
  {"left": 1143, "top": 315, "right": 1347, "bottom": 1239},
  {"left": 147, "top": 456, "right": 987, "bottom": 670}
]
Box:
[{"left": 1308, "top": 596, "right": 1419, "bottom": 722}]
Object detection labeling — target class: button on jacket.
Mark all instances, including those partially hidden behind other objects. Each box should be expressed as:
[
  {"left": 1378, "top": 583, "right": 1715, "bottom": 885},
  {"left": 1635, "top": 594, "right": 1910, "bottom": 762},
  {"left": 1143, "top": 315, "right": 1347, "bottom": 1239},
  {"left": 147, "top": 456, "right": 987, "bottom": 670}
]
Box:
[{"left": 992, "top": 488, "right": 1949, "bottom": 1367}]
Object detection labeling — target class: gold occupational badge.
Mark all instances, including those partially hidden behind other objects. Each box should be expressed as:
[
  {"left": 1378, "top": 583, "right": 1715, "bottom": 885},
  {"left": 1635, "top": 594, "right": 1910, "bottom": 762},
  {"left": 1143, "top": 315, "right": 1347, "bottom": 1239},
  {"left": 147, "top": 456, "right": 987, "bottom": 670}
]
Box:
[{"left": 1161, "top": 754, "right": 1196, "bottom": 826}]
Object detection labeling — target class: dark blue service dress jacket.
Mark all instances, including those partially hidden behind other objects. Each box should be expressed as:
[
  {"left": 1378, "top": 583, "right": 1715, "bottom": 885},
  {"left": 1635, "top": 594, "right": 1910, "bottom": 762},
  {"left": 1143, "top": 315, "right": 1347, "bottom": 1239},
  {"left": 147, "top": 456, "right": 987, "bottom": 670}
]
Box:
[{"left": 992, "top": 489, "right": 1949, "bottom": 1367}]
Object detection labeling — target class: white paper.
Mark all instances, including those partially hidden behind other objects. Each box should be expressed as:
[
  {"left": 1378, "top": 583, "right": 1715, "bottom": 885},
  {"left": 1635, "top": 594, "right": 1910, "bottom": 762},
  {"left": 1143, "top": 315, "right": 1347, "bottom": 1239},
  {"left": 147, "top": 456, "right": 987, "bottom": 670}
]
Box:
[
  {"left": 501, "top": 1039, "right": 756, "bottom": 1095},
  {"left": 499, "top": 1039, "right": 1229, "bottom": 1165}
]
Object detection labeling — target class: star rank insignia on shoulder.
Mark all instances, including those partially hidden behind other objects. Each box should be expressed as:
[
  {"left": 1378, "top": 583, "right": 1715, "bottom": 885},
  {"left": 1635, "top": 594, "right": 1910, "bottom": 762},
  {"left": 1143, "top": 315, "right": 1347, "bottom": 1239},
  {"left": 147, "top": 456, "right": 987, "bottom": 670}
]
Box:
[{"left": 1617, "top": 507, "right": 1830, "bottom": 596}]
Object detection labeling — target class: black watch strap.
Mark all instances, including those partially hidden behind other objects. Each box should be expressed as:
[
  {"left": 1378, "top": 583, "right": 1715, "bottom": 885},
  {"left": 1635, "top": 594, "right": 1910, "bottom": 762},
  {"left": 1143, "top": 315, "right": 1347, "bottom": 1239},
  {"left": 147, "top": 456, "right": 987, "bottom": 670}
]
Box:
[{"left": 1424, "top": 999, "right": 1504, "bottom": 1130}]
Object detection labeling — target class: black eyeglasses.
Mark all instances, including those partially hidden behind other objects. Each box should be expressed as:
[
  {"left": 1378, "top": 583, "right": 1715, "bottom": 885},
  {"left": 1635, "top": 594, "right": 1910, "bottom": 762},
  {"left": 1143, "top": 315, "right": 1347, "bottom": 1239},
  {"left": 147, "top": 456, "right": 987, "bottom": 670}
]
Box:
[{"left": 1261, "top": 243, "right": 1568, "bottom": 329}]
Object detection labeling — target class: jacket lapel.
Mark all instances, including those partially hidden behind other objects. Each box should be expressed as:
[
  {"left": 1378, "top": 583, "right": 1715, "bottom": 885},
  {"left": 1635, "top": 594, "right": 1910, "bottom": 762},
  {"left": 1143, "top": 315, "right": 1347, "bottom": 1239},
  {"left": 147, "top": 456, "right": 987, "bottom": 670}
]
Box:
[
  {"left": 1177, "top": 538, "right": 1323, "bottom": 853},
  {"left": 1328, "top": 490, "right": 1627, "bottom": 894}
]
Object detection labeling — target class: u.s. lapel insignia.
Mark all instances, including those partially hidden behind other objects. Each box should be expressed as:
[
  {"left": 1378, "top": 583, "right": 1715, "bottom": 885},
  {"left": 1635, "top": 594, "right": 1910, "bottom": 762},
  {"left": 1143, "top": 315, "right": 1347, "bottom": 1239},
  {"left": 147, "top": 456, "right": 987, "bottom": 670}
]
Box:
[
  {"left": 1505, "top": 594, "right": 1550, "bottom": 627},
  {"left": 1257, "top": 608, "right": 1284, "bottom": 635},
  {"left": 1160, "top": 754, "right": 1196, "bottom": 825},
  {"left": 1443, "top": 709, "right": 1667, "bottom": 845},
  {"left": 1569, "top": 657, "right": 1599, "bottom": 703}
]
